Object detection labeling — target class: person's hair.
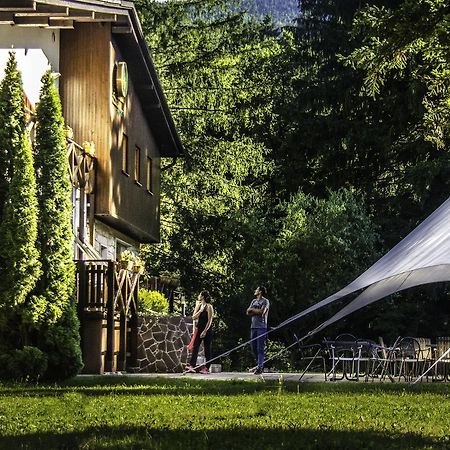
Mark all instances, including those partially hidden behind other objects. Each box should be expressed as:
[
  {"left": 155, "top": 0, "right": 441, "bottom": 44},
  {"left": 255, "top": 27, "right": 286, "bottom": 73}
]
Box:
[
  {"left": 200, "top": 290, "right": 211, "bottom": 303},
  {"left": 258, "top": 285, "right": 267, "bottom": 296}
]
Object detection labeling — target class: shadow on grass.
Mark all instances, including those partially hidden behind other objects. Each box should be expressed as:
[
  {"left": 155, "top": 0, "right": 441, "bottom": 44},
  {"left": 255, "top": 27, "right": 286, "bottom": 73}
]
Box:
[
  {"left": 1, "top": 376, "right": 450, "bottom": 398},
  {"left": 0, "top": 425, "right": 447, "bottom": 450}
]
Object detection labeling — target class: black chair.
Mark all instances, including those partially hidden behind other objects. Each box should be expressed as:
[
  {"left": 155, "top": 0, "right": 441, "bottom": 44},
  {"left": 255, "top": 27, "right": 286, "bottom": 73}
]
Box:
[
  {"left": 294, "top": 338, "right": 327, "bottom": 381},
  {"left": 395, "top": 337, "right": 421, "bottom": 382},
  {"left": 325, "top": 334, "right": 359, "bottom": 381}
]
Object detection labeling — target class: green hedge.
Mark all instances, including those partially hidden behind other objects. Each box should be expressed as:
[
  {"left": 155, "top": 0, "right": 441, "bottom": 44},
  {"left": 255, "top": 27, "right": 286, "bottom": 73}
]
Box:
[{"left": 138, "top": 289, "right": 169, "bottom": 315}]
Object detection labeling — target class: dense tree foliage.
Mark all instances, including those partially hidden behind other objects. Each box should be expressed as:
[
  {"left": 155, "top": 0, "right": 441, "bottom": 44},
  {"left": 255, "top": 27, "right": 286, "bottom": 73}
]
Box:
[
  {"left": 135, "top": 0, "right": 381, "bottom": 358},
  {"left": 347, "top": 0, "right": 450, "bottom": 150},
  {"left": 137, "top": 0, "right": 277, "bottom": 296},
  {"left": 241, "top": 0, "right": 299, "bottom": 24},
  {"left": 135, "top": 0, "right": 450, "bottom": 358}
]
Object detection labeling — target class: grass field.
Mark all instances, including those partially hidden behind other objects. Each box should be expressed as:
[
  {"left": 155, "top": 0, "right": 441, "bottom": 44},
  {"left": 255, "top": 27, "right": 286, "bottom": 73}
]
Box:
[{"left": 1, "top": 376, "right": 450, "bottom": 449}]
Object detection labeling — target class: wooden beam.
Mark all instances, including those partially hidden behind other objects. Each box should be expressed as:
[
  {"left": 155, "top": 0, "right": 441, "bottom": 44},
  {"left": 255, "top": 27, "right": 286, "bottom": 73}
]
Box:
[
  {"left": 0, "top": 11, "right": 14, "bottom": 24},
  {"left": 66, "top": 8, "right": 95, "bottom": 20},
  {"left": 0, "top": 0, "right": 35, "bottom": 11},
  {"left": 47, "top": 18, "right": 73, "bottom": 29},
  {"left": 112, "top": 25, "right": 132, "bottom": 34},
  {"left": 0, "top": 1, "right": 130, "bottom": 25},
  {"left": 93, "top": 12, "right": 117, "bottom": 22},
  {"left": 13, "top": 16, "right": 48, "bottom": 26},
  {"left": 15, "top": 4, "right": 68, "bottom": 16},
  {"left": 36, "top": 1, "right": 129, "bottom": 17}
]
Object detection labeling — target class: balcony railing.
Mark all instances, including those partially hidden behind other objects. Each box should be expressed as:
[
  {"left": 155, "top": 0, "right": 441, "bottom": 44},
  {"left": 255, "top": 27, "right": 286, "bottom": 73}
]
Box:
[{"left": 67, "top": 138, "right": 96, "bottom": 193}]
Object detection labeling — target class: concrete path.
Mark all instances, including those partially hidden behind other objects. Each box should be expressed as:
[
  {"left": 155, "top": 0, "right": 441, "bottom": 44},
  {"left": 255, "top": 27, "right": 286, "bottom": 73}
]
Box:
[{"left": 78, "top": 371, "right": 328, "bottom": 382}]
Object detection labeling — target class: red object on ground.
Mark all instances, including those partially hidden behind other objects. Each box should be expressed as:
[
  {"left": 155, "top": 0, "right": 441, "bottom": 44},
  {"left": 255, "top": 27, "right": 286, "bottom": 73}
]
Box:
[{"left": 187, "top": 327, "right": 198, "bottom": 351}]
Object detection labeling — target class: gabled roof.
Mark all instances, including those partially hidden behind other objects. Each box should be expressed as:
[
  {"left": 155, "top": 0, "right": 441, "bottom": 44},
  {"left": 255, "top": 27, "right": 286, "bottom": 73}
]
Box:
[{"left": 0, "top": 0, "right": 183, "bottom": 157}]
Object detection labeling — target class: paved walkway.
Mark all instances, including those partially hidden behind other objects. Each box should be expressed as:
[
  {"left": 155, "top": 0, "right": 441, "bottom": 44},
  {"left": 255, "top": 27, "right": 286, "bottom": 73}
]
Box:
[{"left": 79, "top": 371, "right": 328, "bottom": 382}]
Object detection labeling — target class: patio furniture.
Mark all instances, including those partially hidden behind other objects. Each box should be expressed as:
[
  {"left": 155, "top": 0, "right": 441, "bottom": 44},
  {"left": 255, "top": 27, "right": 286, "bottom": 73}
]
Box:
[
  {"left": 433, "top": 336, "right": 450, "bottom": 381},
  {"left": 294, "top": 339, "right": 327, "bottom": 381},
  {"left": 375, "top": 336, "right": 401, "bottom": 382},
  {"left": 395, "top": 337, "right": 422, "bottom": 382},
  {"left": 325, "top": 334, "right": 360, "bottom": 381},
  {"left": 415, "top": 337, "right": 433, "bottom": 381},
  {"left": 354, "top": 338, "right": 384, "bottom": 382}
]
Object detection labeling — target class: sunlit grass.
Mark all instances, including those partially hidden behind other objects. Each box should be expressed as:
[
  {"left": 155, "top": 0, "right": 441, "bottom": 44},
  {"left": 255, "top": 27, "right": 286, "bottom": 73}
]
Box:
[{"left": 0, "top": 376, "right": 449, "bottom": 449}]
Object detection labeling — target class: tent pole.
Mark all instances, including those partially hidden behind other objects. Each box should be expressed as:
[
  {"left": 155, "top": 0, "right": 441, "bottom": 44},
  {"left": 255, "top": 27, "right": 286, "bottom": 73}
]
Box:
[{"left": 413, "top": 347, "right": 450, "bottom": 384}]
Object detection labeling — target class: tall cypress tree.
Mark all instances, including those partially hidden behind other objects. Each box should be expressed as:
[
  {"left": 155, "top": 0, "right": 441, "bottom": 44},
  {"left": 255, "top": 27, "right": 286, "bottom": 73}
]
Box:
[
  {"left": 0, "top": 51, "right": 40, "bottom": 313},
  {"left": 0, "top": 52, "right": 21, "bottom": 221},
  {"left": 31, "top": 71, "right": 82, "bottom": 379}
]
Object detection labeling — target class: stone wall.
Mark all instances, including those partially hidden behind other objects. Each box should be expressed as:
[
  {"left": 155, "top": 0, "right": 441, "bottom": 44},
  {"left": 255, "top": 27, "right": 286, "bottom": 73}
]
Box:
[{"left": 135, "top": 315, "right": 202, "bottom": 373}]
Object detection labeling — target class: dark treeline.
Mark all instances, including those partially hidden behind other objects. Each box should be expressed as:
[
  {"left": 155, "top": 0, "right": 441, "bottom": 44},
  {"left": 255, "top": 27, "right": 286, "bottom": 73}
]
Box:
[{"left": 136, "top": 0, "right": 450, "bottom": 368}]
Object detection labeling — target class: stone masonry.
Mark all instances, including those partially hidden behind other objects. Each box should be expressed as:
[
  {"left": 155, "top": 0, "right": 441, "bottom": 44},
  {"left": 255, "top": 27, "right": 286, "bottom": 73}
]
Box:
[{"left": 135, "top": 316, "right": 204, "bottom": 373}]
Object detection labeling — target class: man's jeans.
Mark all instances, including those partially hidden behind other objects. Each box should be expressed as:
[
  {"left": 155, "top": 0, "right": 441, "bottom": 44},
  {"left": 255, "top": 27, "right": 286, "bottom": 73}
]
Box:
[{"left": 251, "top": 327, "right": 267, "bottom": 370}]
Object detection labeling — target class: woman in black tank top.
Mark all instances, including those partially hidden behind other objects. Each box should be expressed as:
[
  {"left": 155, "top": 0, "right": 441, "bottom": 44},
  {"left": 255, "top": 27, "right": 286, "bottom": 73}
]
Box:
[{"left": 186, "top": 290, "right": 214, "bottom": 374}]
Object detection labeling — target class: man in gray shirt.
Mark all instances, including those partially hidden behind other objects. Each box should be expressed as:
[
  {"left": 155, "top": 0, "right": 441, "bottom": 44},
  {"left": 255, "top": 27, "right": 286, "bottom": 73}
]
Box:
[{"left": 246, "top": 285, "right": 270, "bottom": 375}]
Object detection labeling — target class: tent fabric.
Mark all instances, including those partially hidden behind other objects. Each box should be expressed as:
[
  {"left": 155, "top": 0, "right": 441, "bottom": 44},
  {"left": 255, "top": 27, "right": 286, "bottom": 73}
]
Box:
[
  {"left": 277, "top": 196, "right": 450, "bottom": 336},
  {"left": 310, "top": 264, "right": 450, "bottom": 336}
]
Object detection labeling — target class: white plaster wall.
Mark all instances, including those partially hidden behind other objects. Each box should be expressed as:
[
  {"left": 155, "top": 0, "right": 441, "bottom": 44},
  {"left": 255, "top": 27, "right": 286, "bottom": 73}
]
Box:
[{"left": 0, "top": 26, "right": 60, "bottom": 105}]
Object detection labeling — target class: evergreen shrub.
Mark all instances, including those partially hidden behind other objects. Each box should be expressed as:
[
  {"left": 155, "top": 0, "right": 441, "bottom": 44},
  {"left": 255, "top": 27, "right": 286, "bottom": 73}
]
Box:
[
  {"left": 40, "top": 306, "right": 83, "bottom": 380},
  {"left": 0, "top": 346, "right": 47, "bottom": 381},
  {"left": 138, "top": 289, "right": 169, "bottom": 315}
]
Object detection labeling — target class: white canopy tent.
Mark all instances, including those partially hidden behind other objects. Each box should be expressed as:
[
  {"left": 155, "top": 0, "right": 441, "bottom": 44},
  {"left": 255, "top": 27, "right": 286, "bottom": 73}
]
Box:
[{"left": 278, "top": 196, "right": 450, "bottom": 339}]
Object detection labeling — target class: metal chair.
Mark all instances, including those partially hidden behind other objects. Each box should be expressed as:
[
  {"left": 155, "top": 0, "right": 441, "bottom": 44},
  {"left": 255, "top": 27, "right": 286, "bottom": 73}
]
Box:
[
  {"left": 325, "top": 334, "right": 359, "bottom": 381},
  {"left": 293, "top": 337, "right": 327, "bottom": 381},
  {"left": 415, "top": 337, "right": 433, "bottom": 381},
  {"left": 395, "top": 337, "right": 421, "bottom": 382},
  {"left": 355, "top": 338, "right": 381, "bottom": 382}
]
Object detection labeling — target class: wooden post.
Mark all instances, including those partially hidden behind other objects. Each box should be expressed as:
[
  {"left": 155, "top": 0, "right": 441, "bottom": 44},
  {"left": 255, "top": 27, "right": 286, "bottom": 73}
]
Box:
[
  {"left": 169, "top": 289, "right": 174, "bottom": 314},
  {"left": 118, "top": 312, "right": 127, "bottom": 371},
  {"left": 77, "top": 261, "right": 87, "bottom": 360},
  {"left": 128, "top": 276, "right": 139, "bottom": 369},
  {"left": 88, "top": 192, "right": 95, "bottom": 246},
  {"left": 104, "top": 261, "right": 116, "bottom": 372},
  {"left": 78, "top": 187, "right": 86, "bottom": 260}
]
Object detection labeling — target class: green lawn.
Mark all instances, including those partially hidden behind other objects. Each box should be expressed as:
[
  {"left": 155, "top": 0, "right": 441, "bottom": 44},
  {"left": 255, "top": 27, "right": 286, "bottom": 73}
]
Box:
[{"left": 0, "top": 376, "right": 449, "bottom": 449}]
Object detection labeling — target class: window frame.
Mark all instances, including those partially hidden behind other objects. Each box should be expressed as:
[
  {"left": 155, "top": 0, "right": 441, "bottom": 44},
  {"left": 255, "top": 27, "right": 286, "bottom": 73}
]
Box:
[
  {"left": 121, "top": 133, "right": 129, "bottom": 176},
  {"left": 134, "top": 145, "right": 142, "bottom": 186},
  {"left": 146, "top": 155, "right": 153, "bottom": 194}
]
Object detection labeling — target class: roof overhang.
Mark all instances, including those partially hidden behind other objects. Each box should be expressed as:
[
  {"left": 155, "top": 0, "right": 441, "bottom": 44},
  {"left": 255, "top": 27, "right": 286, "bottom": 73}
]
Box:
[{"left": 0, "top": 0, "right": 183, "bottom": 157}]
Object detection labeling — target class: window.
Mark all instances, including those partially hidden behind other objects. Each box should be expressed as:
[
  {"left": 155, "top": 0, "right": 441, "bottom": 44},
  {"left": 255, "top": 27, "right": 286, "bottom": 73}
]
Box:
[
  {"left": 122, "top": 133, "right": 129, "bottom": 175},
  {"left": 146, "top": 156, "right": 153, "bottom": 193},
  {"left": 116, "top": 241, "right": 131, "bottom": 260},
  {"left": 100, "top": 244, "right": 108, "bottom": 259},
  {"left": 134, "top": 145, "right": 141, "bottom": 185}
]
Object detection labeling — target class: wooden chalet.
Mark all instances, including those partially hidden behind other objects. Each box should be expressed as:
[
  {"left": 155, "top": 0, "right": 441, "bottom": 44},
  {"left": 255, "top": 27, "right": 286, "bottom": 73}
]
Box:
[{"left": 0, "top": 0, "right": 183, "bottom": 373}]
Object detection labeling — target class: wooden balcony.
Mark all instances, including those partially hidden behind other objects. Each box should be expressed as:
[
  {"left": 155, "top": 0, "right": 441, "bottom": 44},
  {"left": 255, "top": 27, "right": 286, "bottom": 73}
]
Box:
[
  {"left": 67, "top": 138, "right": 96, "bottom": 194},
  {"left": 76, "top": 260, "right": 140, "bottom": 373}
]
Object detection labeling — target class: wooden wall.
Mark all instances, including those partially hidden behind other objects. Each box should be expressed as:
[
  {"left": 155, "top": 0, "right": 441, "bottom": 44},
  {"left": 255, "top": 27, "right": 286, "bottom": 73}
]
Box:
[
  {"left": 60, "top": 23, "right": 111, "bottom": 216},
  {"left": 109, "top": 41, "right": 161, "bottom": 243},
  {"left": 59, "top": 23, "right": 161, "bottom": 243}
]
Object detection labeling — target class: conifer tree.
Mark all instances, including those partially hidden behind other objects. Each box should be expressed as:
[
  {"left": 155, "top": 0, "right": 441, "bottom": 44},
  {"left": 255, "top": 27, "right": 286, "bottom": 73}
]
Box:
[
  {"left": 0, "top": 52, "right": 40, "bottom": 310},
  {"left": 31, "top": 71, "right": 82, "bottom": 378}
]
